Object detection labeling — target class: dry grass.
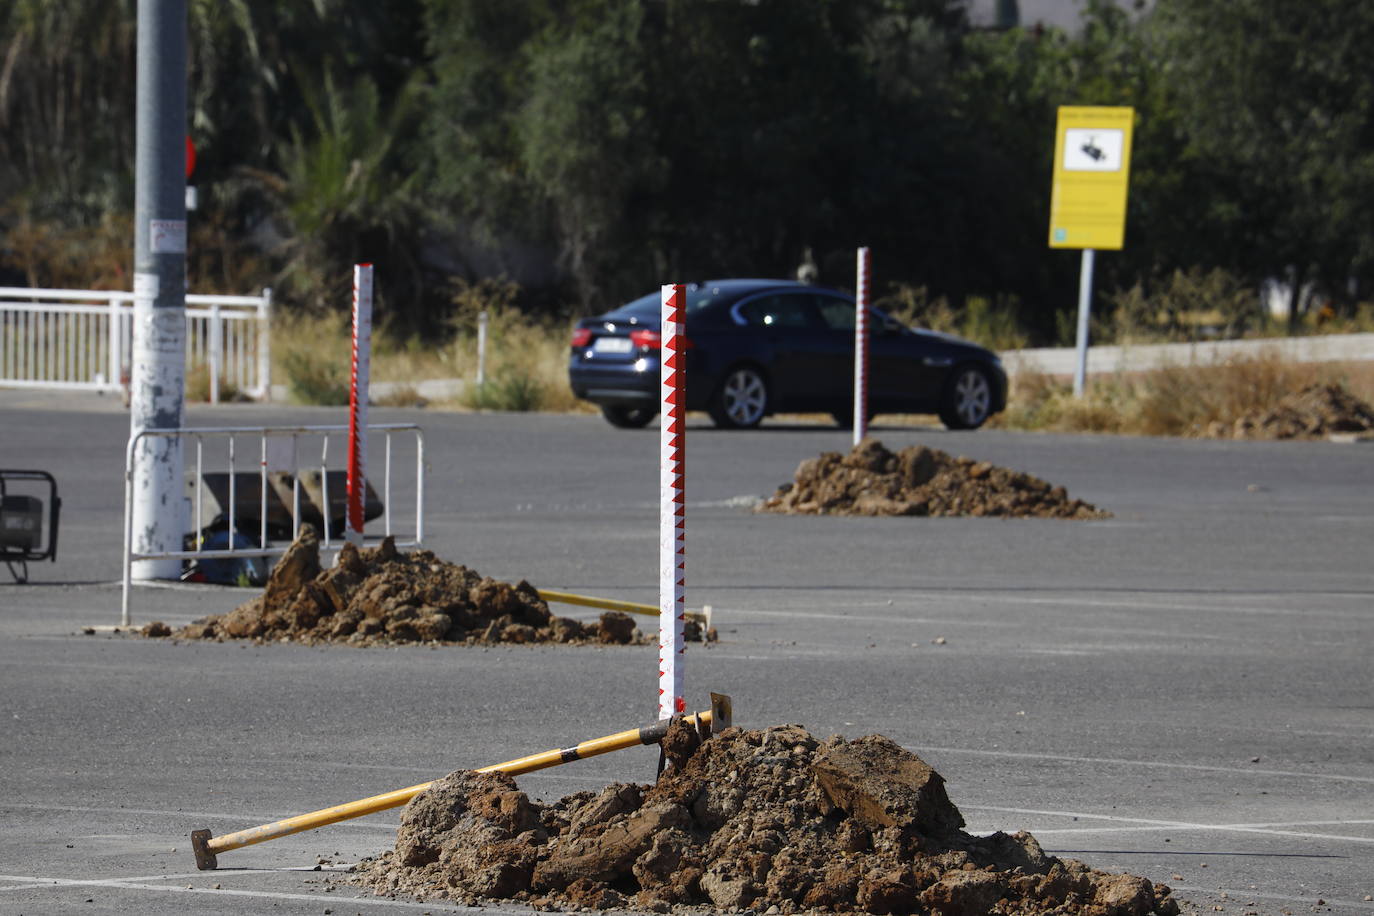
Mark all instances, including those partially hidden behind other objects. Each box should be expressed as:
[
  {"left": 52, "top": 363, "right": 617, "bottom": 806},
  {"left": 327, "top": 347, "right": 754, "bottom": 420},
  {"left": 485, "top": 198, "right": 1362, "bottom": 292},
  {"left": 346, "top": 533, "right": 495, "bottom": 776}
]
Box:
[
  {"left": 995, "top": 355, "right": 1374, "bottom": 437},
  {"left": 876, "top": 284, "right": 1030, "bottom": 351},
  {"left": 268, "top": 280, "right": 1374, "bottom": 437},
  {"left": 271, "top": 282, "right": 590, "bottom": 412},
  {"left": 183, "top": 360, "right": 244, "bottom": 403}
]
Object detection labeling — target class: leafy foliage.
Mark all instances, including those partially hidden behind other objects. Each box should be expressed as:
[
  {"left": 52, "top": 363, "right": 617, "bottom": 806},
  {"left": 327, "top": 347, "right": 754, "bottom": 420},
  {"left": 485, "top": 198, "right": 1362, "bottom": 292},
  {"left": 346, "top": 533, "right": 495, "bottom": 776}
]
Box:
[{"left": 3, "top": 0, "right": 1374, "bottom": 346}]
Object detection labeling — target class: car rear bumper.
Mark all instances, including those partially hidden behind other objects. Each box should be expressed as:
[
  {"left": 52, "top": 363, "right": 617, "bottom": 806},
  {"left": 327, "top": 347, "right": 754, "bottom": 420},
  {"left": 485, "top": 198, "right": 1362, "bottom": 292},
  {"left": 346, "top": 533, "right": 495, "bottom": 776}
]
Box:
[{"left": 568, "top": 360, "right": 659, "bottom": 406}]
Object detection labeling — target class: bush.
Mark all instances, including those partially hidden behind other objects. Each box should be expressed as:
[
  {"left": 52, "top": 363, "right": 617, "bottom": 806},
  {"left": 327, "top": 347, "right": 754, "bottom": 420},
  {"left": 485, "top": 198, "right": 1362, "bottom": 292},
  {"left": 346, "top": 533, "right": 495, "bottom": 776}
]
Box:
[
  {"left": 995, "top": 352, "right": 1374, "bottom": 437},
  {"left": 184, "top": 360, "right": 243, "bottom": 403},
  {"left": 875, "top": 284, "right": 1029, "bottom": 350},
  {"left": 282, "top": 349, "right": 349, "bottom": 405},
  {"left": 462, "top": 370, "right": 546, "bottom": 412},
  {"left": 1099, "top": 267, "right": 1261, "bottom": 343}
]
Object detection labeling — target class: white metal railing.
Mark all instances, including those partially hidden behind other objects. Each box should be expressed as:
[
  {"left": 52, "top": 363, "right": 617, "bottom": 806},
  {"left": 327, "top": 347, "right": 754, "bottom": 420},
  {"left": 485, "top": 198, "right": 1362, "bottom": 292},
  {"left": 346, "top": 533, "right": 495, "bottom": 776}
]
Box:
[
  {"left": 0, "top": 287, "right": 272, "bottom": 402},
  {"left": 121, "top": 424, "right": 426, "bottom": 625}
]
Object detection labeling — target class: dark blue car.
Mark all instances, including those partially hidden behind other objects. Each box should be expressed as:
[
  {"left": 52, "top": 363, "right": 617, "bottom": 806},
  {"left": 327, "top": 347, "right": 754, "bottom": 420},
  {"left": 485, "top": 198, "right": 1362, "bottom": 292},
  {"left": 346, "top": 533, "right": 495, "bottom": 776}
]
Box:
[{"left": 568, "top": 278, "right": 1006, "bottom": 430}]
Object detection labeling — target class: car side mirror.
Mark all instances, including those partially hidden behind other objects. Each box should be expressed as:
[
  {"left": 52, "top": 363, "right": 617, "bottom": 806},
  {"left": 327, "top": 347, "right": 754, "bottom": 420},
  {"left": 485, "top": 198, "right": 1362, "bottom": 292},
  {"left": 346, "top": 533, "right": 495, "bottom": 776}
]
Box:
[{"left": 880, "top": 316, "right": 902, "bottom": 335}]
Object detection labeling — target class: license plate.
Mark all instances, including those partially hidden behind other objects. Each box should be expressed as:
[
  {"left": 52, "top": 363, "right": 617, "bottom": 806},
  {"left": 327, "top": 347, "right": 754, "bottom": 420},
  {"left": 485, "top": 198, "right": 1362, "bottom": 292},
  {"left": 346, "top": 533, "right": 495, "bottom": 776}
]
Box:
[{"left": 593, "top": 337, "right": 634, "bottom": 354}]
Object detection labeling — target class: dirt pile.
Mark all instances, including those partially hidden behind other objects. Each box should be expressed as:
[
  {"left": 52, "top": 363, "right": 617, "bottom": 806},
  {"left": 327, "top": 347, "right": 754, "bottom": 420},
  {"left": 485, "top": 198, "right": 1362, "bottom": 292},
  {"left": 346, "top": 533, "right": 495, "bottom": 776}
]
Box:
[
  {"left": 155, "top": 526, "right": 668, "bottom": 647},
  {"left": 354, "top": 722, "right": 1179, "bottom": 915},
  {"left": 1217, "top": 383, "right": 1374, "bottom": 440},
  {"left": 759, "top": 439, "right": 1110, "bottom": 520}
]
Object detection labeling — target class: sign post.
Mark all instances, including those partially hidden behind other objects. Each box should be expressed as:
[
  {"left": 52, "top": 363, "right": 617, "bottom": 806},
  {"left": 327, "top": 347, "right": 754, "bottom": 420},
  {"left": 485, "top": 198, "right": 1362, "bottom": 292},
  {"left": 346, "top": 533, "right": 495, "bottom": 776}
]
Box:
[
  {"left": 1048, "top": 106, "right": 1134, "bottom": 395},
  {"left": 129, "top": 0, "right": 188, "bottom": 580},
  {"left": 658, "top": 284, "right": 687, "bottom": 719}
]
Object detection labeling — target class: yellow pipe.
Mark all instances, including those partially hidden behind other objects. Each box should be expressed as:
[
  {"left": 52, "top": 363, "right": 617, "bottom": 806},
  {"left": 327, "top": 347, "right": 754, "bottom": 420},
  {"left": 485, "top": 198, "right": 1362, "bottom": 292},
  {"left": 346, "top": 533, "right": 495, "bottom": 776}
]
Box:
[
  {"left": 191, "top": 693, "right": 731, "bottom": 870},
  {"left": 536, "top": 588, "right": 707, "bottom": 624}
]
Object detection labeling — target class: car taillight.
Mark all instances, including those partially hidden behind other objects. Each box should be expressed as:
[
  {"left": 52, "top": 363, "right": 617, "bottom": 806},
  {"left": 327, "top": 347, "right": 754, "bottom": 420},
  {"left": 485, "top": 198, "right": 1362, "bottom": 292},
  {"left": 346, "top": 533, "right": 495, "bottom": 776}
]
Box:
[
  {"left": 627, "top": 329, "right": 692, "bottom": 350},
  {"left": 570, "top": 327, "right": 593, "bottom": 348},
  {"left": 629, "top": 329, "right": 661, "bottom": 349}
]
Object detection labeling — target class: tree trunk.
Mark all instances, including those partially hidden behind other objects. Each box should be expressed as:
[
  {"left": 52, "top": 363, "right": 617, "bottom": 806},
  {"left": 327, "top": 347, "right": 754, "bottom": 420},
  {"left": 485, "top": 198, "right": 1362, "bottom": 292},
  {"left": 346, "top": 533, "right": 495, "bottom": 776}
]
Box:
[{"left": 1285, "top": 265, "right": 1305, "bottom": 335}]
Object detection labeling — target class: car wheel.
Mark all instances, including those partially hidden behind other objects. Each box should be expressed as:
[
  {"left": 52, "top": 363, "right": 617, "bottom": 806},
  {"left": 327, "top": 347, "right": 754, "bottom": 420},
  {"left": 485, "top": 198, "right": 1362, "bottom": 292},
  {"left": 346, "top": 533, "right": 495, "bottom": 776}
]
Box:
[
  {"left": 939, "top": 365, "right": 993, "bottom": 430},
  {"left": 709, "top": 366, "right": 769, "bottom": 429},
  {"left": 600, "top": 405, "right": 657, "bottom": 429}
]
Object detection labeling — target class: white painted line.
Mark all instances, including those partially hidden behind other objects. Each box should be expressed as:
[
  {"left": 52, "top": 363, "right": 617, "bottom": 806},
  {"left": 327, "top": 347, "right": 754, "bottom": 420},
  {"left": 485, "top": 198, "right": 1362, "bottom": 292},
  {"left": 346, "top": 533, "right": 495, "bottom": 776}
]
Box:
[
  {"left": 0, "top": 874, "right": 519, "bottom": 911},
  {"left": 325, "top": 761, "right": 625, "bottom": 784},
  {"left": 965, "top": 805, "right": 1374, "bottom": 845},
  {"left": 714, "top": 589, "right": 1370, "bottom": 619},
  {"left": 1169, "top": 885, "right": 1374, "bottom": 912},
  {"left": 3, "top": 802, "right": 401, "bottom": 830},
  {"left": 971, "top": 591, "right": 1374, "bottom": 619},
  {"left": 722, "top": 607, "right": 986, "bottom": 626},
  {"left": 1003, "top": 818, "right": 1374, "bottom": 839},
  {"left": 0, "top": 865, "right": 354, "bottom": 888},
  {"left": 919, "top": 745, "right": 1374, "bottom": 784}
]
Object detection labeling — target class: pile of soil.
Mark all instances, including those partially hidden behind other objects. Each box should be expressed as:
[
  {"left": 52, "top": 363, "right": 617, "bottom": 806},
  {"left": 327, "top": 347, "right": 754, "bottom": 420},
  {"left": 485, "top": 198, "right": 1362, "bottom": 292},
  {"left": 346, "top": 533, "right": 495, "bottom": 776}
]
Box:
[
  {"left": 353, "top": 721, "right": 1180, "bottom": 915},
  {"left": 758, "top": 439, "right": 1110, "bottom": 520},
  {"left": 148, "top": 526, "right": 684, "bottom": 647},
  {"left": 1216, "top": 383, "right": 1374, "bottom": 440}
]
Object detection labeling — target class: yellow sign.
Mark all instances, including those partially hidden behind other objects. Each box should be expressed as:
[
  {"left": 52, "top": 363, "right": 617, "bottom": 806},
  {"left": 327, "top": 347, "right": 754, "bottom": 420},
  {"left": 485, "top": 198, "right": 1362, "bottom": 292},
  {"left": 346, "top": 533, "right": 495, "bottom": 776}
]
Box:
[{"left": 1048, "top": 106, "right": 1134, "bottom": 250}]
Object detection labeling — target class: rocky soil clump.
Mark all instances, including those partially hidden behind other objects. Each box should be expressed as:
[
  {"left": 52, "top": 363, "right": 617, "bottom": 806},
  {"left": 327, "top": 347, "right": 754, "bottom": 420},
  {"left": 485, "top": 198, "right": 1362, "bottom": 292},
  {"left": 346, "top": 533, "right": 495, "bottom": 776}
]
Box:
[
  {"left": 149, "top": 526, "right": 679, "bottom": 647},
  {"left": 759, "top": 438, "right": 1110, "bottom": 520},
  {"left": 353, "top": 721, "right": 1179, "bottom": 915},
  {"left": 1213, "top": 383, "right": 1374, "bottom": 440}
]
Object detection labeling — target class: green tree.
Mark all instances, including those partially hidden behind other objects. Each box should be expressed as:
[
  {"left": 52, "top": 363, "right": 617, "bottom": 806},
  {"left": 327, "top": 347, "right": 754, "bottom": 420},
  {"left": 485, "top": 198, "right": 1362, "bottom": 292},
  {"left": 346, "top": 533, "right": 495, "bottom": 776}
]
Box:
[
  {"left": 1152, "top": 0, "right": 1374, "bottom": 325},
  {"left": 517, "top": 1, "right": 657, "bottom": 306},
  {"left": 0, "top": 0, "right": 136, "bottom": 224},
  {"left": 242, "top": 72, "right": 425, "bottom": 322}
]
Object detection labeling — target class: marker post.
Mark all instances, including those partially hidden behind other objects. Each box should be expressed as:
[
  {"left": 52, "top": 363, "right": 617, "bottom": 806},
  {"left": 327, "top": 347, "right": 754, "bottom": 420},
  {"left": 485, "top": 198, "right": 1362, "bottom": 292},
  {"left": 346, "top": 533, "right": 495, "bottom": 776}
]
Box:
[
  {"left": 346, "top": 264, "right": 373, "bottom": 546},
  {"left": 853, "top": 247, "right": 871, "bottom": 446},
  {"left": 659, "top": 284, "right": 687, "bottom": 719}
]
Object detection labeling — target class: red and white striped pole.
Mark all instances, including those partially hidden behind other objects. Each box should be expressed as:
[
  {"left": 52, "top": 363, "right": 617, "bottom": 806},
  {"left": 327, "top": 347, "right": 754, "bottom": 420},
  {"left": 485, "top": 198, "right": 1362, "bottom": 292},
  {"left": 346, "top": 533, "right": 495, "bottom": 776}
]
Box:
[
  {"left": 853, "top": 247, "right": 871, "bottom": 446},
  {"left": 659, "top": 283, "right": 687, "bottom": 719},
  {"left": 346, "top": 264, "right": 374, "bottom": 546}
]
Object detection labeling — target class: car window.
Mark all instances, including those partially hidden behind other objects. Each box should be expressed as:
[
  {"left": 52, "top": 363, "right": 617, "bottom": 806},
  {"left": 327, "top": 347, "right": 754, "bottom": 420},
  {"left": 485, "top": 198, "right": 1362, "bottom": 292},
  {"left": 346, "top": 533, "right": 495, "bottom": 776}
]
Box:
[
  {"left": 611, "top": 284, "right": 738, "bottom": 320},
  {"left": 736, "top": 294, "right": 820, "bottom": 329},
  {"left": 815, "top": 295, "right": 857, "bottom": 331},
  {"left": 815, "top": 297, "right": 900, "bottom": 335}
]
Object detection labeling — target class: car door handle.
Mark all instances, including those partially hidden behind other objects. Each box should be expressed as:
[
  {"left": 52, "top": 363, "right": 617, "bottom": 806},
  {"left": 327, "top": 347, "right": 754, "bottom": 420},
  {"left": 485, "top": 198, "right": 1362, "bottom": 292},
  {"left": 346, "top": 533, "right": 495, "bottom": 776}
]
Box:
[{"left": 922, "top": 356, "right": 953, "bottom": 367}]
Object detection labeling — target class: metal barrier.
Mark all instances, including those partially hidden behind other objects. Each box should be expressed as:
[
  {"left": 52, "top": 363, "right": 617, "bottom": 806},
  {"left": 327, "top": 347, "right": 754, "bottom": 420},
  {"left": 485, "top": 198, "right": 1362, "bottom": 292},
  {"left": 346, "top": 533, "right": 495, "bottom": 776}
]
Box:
[
  {"left": 121, "top": 424, "right": 425, "bottom": 626},
  {"left": 0, "top": 286, "right": 272, "bottom": 402}
]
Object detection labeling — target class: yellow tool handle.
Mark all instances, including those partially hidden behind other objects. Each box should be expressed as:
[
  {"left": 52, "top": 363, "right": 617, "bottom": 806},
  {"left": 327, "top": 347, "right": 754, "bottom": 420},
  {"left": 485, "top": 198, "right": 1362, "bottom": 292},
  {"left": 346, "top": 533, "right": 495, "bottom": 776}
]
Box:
[
  {"left": 191, "top": 694, "right": 731, "bottom": 870},
  {"left": 536, "top": 588, "right": 708, "bottom": 624}
]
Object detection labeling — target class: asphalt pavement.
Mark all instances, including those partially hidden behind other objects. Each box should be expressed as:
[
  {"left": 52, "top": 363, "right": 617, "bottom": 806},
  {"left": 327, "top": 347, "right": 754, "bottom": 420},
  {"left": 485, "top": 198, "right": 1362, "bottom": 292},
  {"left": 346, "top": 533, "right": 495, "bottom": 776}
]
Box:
[{"left": 0, "top": 389, "right": 1370, "bottom": 915}]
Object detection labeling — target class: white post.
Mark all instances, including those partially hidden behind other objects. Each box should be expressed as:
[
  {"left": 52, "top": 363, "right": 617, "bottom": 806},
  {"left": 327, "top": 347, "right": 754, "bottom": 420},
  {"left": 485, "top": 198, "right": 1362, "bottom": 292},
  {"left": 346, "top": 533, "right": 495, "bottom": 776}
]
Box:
[
  {"left": 853, "top": 246, "right": 871, "bottom": 446},
  {"left": 476, "top": 309, "right": 488, "bottom": 387},
  {"left": 208, "top": 303, "right": 222, "bottom": 404},
  {"left": 107, "top": 297, "right": 123, "bottom": 393},
  {"left": 346, "top": 264, "right": 374, "bottom": 546},
  {"left": 257, "top": 288, "right": 272, "bottom": 401},
  {"left": 1072, "top": 248, "right": 1096, "bottom": 397},
  {"left": 659, "top": 283, "right": 687, "bottom": 719}
]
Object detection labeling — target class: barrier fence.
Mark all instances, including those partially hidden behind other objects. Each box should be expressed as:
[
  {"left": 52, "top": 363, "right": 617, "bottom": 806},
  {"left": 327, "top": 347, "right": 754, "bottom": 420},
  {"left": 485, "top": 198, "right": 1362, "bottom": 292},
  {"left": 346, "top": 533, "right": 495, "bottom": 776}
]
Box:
[
  {"left": 121, "top": 424, "right": 425, "bottom": 625},
  {"left": 0, "top": 287, "right": 272, "bottom": 402}
]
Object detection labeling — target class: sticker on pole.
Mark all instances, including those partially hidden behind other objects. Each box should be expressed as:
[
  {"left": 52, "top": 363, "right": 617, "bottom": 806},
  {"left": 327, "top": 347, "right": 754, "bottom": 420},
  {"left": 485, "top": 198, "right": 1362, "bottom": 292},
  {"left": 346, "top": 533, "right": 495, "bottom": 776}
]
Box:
[{"left": 150, "top": 219, "right": 187, "bottom": 254}]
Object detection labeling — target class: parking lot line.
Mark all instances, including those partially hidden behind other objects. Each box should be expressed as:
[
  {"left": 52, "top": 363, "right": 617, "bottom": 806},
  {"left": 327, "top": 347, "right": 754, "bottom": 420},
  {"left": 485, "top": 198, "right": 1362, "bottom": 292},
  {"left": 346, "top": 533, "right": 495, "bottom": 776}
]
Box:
[
  {"left": 0, "top": 874, "right": 508, "bottom": 911},
  {"left": 965, "top": 805, "right": 1374, "bottom": 845},
  {"left": 1006, "top": 817, "right": 1374, "bottom": 839},
  {"left": 4, "top": 801, "right": 401, "bottom": 828},
  {"left": 918, "top": 745, "right": 1374, "bottom": 784},
  {"left": 1167, "top": 886, "right": 1374, "bottom": 912}
]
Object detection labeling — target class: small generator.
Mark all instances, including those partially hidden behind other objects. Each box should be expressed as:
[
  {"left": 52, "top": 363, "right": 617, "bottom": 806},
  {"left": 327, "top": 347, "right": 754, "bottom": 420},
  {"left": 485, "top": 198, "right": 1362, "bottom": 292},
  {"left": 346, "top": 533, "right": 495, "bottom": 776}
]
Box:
[{"left": 1, "top": 470, "right": 60, "bottom": 583}]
